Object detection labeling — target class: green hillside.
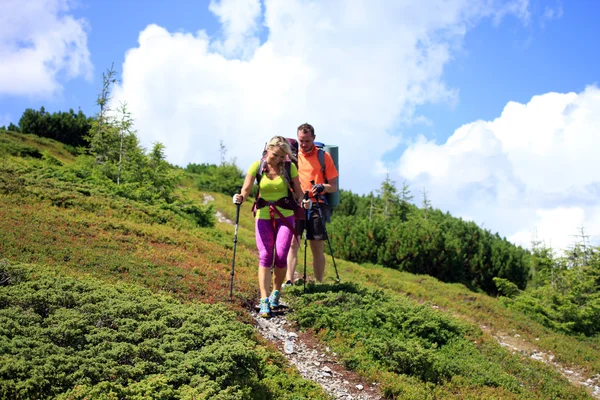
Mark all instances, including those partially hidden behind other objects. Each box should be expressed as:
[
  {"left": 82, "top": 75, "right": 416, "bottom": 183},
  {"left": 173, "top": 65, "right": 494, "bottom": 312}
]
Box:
[{"left": 1, "top": 129, "right": 597, "bottom": 399}]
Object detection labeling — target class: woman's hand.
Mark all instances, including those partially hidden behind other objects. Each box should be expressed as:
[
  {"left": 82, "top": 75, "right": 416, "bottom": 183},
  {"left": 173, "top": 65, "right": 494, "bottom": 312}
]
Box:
[
  {"left": 301, "top": 198, "right": 312, "bottom": 210},
  {"left": 233, "top": 194, "right": 243, "bottom": 204}
]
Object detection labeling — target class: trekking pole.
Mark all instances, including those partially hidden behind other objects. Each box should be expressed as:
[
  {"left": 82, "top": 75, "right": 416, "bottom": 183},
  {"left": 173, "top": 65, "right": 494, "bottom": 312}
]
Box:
[
  {"left": 311, "top": 181, "right": 341, "bottom": 283},
  {"left": 229, "top": 186, "right": 242, "bottom": 301},
  {"left": 302, "top": 190, "right": 309, "bottom": 293}
]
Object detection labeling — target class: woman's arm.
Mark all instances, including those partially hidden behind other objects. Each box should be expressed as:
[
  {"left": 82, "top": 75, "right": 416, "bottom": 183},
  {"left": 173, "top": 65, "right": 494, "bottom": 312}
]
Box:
[
  {"left": 291, "top": 176, "right": 303, "bottom": 202},
  {"left": 234, "top": 173, "right": 255, "bottom": 204}
]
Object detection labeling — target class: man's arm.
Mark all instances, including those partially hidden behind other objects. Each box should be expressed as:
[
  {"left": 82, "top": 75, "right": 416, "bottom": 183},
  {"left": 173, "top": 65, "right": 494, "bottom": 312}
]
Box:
[{"left": 324, "top": 177, "right": 337, "bottom": 193}]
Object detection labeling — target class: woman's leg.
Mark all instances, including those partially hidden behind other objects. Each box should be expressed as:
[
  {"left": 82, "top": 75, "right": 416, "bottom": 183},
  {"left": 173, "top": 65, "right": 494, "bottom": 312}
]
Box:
[
  {"left": 272, "top": 216, "right": 295, "bottom": 292},
  {"left": 255, "top": 218, "right": 275, "bottom": 299}
]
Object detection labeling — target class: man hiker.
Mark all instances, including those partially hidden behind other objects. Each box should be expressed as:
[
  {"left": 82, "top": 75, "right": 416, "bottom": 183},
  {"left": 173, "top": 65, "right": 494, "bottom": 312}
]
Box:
[{"left": 286, "top": 123, "right": 339, "bottom": 283}]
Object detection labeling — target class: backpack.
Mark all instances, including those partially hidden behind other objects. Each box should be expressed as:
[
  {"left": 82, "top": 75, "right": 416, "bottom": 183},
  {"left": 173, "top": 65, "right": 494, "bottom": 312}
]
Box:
[{"left": 256, "top": 138, "right": 337, "bottom": 207}]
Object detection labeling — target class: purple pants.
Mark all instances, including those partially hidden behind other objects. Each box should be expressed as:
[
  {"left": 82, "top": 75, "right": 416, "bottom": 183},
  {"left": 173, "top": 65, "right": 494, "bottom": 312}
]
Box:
[{"left": 255, "top": 216, "right": 295, "bottom": 268}]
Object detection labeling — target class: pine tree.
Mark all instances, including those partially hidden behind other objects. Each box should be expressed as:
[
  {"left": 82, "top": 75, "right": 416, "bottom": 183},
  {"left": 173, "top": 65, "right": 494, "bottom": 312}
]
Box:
[
  {"left": 88, "top": 64, "right": 118, "bottom": 164},
  {"left": 421, "top": 187, "right": 431, "bottom": 219},
  {"left": 115, "top": 102, "right": 135, "bottom": 186},
  {"left": 219, "top": 139, "right": 227, "bottom": 165},
  {"left": 399, "top": 179, "right": 413, "bottom": 221},
  {"left": 378, "top": 173, "right": 399, "bottom": 218}
]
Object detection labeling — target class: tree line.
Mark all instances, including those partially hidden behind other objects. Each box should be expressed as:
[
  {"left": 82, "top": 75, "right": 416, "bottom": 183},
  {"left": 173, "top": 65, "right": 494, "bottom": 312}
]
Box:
[
  {"left": 328, "top": 176, "right": 530, "bottom": 295},
  {"left": 9, "top": 107, "right": 92, "bottom": 148}
]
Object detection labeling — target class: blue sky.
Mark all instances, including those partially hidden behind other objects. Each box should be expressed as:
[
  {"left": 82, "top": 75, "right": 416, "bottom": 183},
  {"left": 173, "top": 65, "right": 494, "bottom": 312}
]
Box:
[
  {"left": 390, "top": 0, "right": 599, "bottom": 157},
  {"left": 2, "top": 0, "right": 600, "bottom": 251}
]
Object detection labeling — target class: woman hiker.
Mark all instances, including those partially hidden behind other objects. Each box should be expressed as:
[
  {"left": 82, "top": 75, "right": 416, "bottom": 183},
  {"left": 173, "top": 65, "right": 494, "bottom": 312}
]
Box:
[{"left": 233, "top": 136, "right": 311, "bottom": 318}]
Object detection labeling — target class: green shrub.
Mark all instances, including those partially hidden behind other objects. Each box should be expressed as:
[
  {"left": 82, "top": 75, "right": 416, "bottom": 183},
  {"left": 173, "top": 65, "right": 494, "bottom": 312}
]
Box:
[
  {"left": 0, "top": 134, "right": 42, "bottom": 158},
  {"left": 286, "top": 283, "right": 522, "bottom": 393},
  {"left": 0, "top": 263, "right": 324, "bottom": 399},
  {"left": 493, "top": 277, "right": 520, "bottom": 298}
]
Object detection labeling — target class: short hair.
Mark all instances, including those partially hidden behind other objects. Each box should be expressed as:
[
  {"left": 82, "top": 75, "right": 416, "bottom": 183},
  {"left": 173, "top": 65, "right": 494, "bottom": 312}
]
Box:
[{"left": 297, "top": 123, "right": 314, "bottom": 137}]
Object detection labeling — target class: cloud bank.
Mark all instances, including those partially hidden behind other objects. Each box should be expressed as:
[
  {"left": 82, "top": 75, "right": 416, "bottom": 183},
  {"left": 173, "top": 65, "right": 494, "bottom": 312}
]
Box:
[
  {"left": 0, "top": 0, "right": 92, "bottom": 97},
  {"left": 113, "top": 0, "right": 530, "bottom": 195},
  {"left": 399, "top": 86, "right": 600, "bottom": 250}
]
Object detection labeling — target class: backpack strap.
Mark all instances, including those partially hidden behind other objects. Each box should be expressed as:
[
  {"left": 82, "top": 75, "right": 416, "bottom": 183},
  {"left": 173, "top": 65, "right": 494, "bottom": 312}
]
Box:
[
  {"left": 317, "top": 149, "right": 327, "bottom": 183},
  {"left": 255, "top": 158, "right": 268, "bottom": 185}
]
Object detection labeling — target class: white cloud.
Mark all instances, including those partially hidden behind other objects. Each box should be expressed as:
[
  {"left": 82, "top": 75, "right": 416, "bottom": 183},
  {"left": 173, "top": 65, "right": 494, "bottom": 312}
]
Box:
[
  {"left": 398, "top": 86, "right": 600, "bottom": 250},
  {"left": 0, "top": 0, "right": 92, "bottom": 97},
  {"left": 113, "top": 0, "right": 530, "bottom": 196},
  {"left": 541, "top": 2, "right": 563, "bottom": 24},
  {"left": 209, "top": 0, "right": 262, "bottom": 59}
]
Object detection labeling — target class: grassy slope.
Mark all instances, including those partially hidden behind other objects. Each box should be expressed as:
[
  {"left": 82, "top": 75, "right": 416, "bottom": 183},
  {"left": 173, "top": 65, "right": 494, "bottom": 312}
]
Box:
[
  {"left": 212, "top": 191, "right": 600, "bottom": 379},
  {"left": 1, "top": 131, "right": 597, "bottom": 399},
  {"left": 214, "top": 191, "right": 599, "bottom": 399}
]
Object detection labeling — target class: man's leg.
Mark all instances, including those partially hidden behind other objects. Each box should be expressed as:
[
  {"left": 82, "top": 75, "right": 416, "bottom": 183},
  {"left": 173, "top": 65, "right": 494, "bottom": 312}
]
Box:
[{"left": 310, "top": 239, "right": 326, "bottom": 282}]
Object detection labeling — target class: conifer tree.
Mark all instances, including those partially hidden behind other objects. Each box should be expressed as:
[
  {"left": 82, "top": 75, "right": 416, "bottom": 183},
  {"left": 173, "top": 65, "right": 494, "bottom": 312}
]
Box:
[
  {"left": 421, "top": 187, "right": 431, "bottom": 218},
  {"left": 115, "top": 102, "right": 135, "bottom": 186},
  {"left": 378, "top": 173, "right": 400, "bottom": 217},
  {"left": 88, "top": 64, "right": 118, "bottom": 164},
  {"left": 399, "top": 179, "right": 413, "bottom": 221}
]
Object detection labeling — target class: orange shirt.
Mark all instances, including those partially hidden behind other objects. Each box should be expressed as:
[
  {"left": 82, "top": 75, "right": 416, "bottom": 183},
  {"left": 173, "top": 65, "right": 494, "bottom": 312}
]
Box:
[{"left": 297, "top": 148, "right": 339, "bottom": 201}]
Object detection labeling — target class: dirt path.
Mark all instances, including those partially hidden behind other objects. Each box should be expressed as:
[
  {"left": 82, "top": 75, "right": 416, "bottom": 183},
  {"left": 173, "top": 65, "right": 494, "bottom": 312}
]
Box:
[
  {"left": 251, "top": 305, "right": 382, "bottom": 400},
  {"left": 202, "top": 194, "right": 235, "bottom": 224},
  {"left": 479, "top": 325, "right": 600, "bottom": 399}
]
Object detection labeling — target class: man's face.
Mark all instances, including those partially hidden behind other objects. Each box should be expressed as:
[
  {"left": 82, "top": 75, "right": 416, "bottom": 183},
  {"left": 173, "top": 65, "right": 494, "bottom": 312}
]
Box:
[{"left": 297, "top": 130, "right": 315, "bottom": 153}]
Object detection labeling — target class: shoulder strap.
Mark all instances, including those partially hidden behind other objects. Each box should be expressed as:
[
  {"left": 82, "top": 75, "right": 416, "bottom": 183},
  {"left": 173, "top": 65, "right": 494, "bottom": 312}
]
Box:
[
  {"left": 283, "top": 161, "right": 294, "bottom": 197},
  {"left": 254, "top": 158, "right": 268, "bottom": 201},
  {"left": 317, "top": 149, "right": 327, "bottom": 183},
  {"left": 256, "top": 158, "right": 268, "bottom": 185}
]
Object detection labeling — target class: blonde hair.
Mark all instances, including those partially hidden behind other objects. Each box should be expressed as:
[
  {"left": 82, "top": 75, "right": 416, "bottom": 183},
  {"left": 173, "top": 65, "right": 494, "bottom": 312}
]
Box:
[{"left": 266, "top": 136, "right": 295, "bottom": 186}]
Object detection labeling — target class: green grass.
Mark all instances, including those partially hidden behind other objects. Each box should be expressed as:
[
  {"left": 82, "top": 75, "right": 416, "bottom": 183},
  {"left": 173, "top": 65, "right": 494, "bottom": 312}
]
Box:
[{"left": 1, "top": 130, "right": 77, "bottom": 164}]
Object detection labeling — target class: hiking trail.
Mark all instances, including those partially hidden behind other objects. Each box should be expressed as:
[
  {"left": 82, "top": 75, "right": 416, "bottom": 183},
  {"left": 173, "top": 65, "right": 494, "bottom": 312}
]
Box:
[
  {"left": 250, "top": 304, "right": 382, "bottom": 400},
  {"left": 479, "top": 324, "right": 600, "bottom": 399}
]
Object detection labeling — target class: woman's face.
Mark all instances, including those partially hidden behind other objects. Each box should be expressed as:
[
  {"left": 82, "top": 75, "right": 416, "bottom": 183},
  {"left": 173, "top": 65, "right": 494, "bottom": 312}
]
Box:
[{"left": 268, "top": 145, "right": 286, "bottom": 164}]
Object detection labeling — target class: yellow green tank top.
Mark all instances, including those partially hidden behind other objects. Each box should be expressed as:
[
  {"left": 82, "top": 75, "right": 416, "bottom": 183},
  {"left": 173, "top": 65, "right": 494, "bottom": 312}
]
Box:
[{"left": 248, "top": 160, "right": 298, "bottom": 220}]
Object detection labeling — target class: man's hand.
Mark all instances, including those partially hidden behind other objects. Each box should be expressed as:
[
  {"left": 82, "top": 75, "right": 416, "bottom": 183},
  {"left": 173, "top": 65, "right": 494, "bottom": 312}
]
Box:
[
  {"left": 311, "top": 183, "right": 325, "bottom": 196},
  {"left": 301, "top": 198, "right": 313, "bottom": 209}
]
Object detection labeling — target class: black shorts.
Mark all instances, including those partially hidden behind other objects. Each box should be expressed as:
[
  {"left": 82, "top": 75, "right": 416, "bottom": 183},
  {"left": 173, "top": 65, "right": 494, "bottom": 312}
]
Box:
[{"left": 295, "top": 203, "right": 330, "bottom": 240}]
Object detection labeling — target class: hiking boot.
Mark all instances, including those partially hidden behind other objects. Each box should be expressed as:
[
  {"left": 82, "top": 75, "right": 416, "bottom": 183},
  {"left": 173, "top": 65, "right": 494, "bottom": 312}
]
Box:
[
  {"left": 282, "top": 280, "right": 293, "bottom": 287},
  {"left": 259, "top": 298, "right": 271, "bottom": 318},
  {"left": 269, "top": 290, "right": 281, "bottom": 309}
]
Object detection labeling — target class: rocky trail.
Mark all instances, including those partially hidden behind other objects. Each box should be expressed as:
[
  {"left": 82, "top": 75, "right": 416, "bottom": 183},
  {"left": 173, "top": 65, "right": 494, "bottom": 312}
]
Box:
[
  {"left": 250, "top": 304, "right": 382, "bottom": 400},
  {"left": 482, "top": 326, "right": 600, "bottom": 399}
]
